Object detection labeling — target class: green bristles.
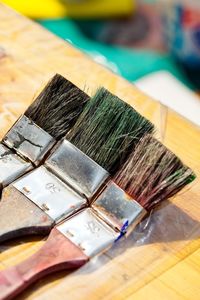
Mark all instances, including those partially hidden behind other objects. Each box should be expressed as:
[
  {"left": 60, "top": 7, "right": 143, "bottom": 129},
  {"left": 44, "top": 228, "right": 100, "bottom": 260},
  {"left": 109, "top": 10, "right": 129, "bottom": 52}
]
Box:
[
  {"left": 67, "top": 88, "right": 154, "bottom": 174},
  {"left": 114, "top": 134, "right": 195, "bottom": 211}
]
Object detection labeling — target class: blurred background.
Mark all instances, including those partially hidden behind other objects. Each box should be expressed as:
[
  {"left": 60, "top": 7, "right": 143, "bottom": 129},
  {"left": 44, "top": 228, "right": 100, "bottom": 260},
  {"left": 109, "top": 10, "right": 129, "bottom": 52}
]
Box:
[{"left": 2, "top": 0, "right": 200, "bottom": 126}]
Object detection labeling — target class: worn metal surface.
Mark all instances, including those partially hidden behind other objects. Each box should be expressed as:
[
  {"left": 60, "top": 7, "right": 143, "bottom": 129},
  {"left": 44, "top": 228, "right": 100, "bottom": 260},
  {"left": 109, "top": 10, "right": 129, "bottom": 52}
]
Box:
[
  {"left": 92, "top": 182, "right": 146, "bottom": 235},
  {"left": 0, "top": 143, "right": 32, "bottom": 188},
  {"left": 13, "top": 166, "right": 87, "bottom": 223},
  {"left": 58, "top": 209, "right": 118, "bottom": 257},
  {"left": 3, "top": 115, "right": 55, "bottom": 164},
  {"left": 46, "top": 140, "right": 109, "bottom": 200}
]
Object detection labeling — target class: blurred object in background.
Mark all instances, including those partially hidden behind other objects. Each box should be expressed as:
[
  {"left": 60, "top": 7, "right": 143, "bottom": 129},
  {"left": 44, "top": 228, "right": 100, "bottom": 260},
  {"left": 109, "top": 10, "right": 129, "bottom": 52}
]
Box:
[
  {"left": 35, "top": 0, "right": 193, "bottom": 87},
  {"left": 162, "top": 0, "right": 200, "bottom": 87},
  {"left": 39, "top": 16, "right": 192, "bottom": 85},
  {"left": 2, "top": 0, "right": 134, "bottom": 18},
  {"left": 2, "top": 0, "right": 200, "bottom": 89},
  {"left": 74, "top": 2, "right": 165, "bottom": 52},
  {"left": 135, "top": 71, "right": 200, "bottom": 127}
]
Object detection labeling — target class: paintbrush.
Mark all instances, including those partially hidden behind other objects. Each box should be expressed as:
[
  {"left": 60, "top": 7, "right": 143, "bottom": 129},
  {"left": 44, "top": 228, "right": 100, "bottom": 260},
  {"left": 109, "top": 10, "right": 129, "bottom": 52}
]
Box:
[
  {"left": 0, "top": 87, "right": 154, "bottom": 243},
  {"left": 0, "top": 74, "right": 89, "bottom": 189},
  {"left": 92, "top": 134, "right": 195, "bottom": 235},
  {"left": 0, "top": 135, "right": 195, "bottom": 300}
]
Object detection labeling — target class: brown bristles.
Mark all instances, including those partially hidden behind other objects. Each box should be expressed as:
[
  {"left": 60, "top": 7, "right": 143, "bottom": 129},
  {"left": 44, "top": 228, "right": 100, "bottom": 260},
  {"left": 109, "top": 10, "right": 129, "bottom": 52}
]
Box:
[
  {"left": 114, "top": 135, "right": 195, "bottom": 211},
  {"left": 25, "top": 74, "right": 89, "bottom": 140}
]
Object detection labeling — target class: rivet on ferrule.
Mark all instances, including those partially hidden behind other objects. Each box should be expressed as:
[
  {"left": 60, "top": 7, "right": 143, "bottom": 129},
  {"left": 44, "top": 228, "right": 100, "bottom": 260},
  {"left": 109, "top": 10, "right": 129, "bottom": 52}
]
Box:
[
  {"left": 13, "top": 166, "right": 88, "bottom": 223},
  {"left": 57, "top": 209, "right": 118, "bottom": 257},
  {"left": 56, "top": 188, "right": 146, "bottom": 258}
]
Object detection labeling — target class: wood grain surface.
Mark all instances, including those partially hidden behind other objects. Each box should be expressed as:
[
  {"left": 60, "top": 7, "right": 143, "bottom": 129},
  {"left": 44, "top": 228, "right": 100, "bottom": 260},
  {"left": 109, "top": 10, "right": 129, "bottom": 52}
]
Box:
[{"left": 0, "top": 4, "right": 200, "bottom": 300}]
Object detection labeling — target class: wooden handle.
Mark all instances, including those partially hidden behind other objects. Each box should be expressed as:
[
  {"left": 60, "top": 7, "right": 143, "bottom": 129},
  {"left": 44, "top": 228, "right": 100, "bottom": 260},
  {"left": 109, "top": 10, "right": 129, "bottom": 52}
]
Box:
[
  {"left": 0, "top": 186, "right": 54, "bottom": 243},
  {"left": 0, "top": 228, "right": 88, "bottom": 300}
]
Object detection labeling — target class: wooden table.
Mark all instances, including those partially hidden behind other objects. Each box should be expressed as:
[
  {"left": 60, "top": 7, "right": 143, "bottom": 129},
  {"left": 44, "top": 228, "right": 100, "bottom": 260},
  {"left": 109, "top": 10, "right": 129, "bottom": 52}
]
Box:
[{"left": 0, "top": 4, "right": 200, "bottom": 299}]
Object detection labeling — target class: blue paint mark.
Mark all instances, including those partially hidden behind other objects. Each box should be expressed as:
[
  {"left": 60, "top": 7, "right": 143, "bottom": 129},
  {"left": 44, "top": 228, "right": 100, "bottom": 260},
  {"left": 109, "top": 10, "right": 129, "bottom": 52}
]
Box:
[{"left": 115, "top": 220, "right": 129, "bottom": 242}]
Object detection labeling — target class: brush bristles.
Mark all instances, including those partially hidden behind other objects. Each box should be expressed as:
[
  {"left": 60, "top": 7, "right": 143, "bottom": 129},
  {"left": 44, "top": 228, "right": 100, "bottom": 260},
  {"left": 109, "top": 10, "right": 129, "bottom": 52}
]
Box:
[
  {"left": 114, "top": 135, "right": 195, "bottom": 211},
  {"left": 25, "top": 74, "right": 89, "bottom": 139},
  {"left": 67, "top": 88, "right": 154, "bottom": 174}
]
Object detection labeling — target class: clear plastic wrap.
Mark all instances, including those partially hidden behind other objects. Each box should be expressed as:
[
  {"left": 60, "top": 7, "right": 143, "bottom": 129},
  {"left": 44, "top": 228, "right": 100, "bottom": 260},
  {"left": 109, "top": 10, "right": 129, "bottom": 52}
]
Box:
[
  {"left": 0, "top": 90, "right": 199, "bottom": 299},
  {"left": 0, "top": 9, "right": 199, "bottom": 296}
]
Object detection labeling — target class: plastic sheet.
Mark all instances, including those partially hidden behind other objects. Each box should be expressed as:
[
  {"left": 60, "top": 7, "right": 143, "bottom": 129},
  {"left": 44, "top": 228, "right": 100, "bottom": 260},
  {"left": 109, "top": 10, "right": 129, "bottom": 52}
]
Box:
[
  {"left": 0, "top": 26, "right": 199, "bottom": 297},
  {"left": 0, "top": 4, "right": 199, "bottom": 298},
  {"left": 0, "top": 89, "right": 199, "bottom": 299},
  {"left": 42, "top": 195, "right": 200, "bottom": 300}
]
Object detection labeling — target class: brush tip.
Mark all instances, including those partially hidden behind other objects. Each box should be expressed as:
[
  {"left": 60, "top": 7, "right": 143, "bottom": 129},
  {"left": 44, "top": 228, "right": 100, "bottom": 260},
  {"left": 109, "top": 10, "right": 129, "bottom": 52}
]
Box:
[
  {"left": 25, "top": 74, "right": 89, "bottom": 139},
  {"left": 114, "top": 134, "right": 195, "bottom": 211},
  {"left": 67, "top": 87, "right": 154, "bottom": 174}
]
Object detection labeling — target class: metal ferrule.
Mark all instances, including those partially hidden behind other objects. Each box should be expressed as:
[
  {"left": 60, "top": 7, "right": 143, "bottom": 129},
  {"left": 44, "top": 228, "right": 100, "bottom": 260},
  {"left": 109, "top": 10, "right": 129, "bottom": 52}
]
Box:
[
  {"left": 57, "top": 208, "right": 118, "bottom": 258},
  {"left": 12, "top": 166, "right": 87, "bottom": 223},
  {"left": 56, "top": 183, "right": 146, "bottom": 258},
  {"left": 0, "top": 143, "right": 32, "bottom": 188},
  {"left": 57, "top": 192, "right": 146, "bottom": 258},
  {"left": 3, "top": 115, "right": 55, "bottom": 165},
  {"left": 92, "top": 182, "right": 147, "bottom": 236},
  {"left": 45, "top": 139, "right": 109, "bottom": 200}
]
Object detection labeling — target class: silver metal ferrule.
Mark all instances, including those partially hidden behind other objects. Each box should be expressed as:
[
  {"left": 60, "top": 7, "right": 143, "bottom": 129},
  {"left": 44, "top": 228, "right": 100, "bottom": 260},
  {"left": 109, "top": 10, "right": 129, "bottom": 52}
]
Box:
[
  {"left": 56, "top": 184, "right": 146, "bottom": 258},
  {"left": 92, "top": 182, "right": 147, "bottom": 236},
  {"left": 45, "top": 139, "right": 109, "bottom": 200},
  {"left": 57, "top": 208, "right": 118, "bottom": 258},
  {"left": 12, "top": 166, "right": 87, "bottom": 223},
  {"left": 0, "top": 143, "right": 32, "bottom": 188},
  {"left": 3, "top": 115, "right": 55, "bottom": 165}
]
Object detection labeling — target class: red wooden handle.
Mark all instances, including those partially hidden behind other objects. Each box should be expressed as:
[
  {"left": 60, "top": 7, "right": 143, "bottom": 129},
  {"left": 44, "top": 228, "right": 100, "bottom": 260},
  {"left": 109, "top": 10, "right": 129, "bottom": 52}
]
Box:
[{"left": 0, "top": 228, "right": 88, "bottom": 300}]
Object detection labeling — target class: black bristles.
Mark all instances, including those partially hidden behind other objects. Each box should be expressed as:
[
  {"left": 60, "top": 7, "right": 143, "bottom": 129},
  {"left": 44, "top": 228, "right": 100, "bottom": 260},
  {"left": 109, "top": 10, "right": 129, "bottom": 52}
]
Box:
[
  {"left": 25, "top": 74, "right": 89, "bottom": 139},
  {"left": 67, "top": 88, "right": 154, "bottom": 174},
  {"left": 114, "top": 135, "right": 195, "bottom": 211}
]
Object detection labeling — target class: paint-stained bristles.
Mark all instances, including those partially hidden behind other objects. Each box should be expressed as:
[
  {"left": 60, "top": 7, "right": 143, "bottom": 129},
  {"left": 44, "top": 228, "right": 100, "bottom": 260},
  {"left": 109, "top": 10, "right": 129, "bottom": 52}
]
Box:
[
  {"left": 67, "top": 88, "right": 154, "bottom": 174},
  {"left": 114, "top": 135, "right": 195, "bottom": 210},
  {"left": 25, "top": 74, "right": 89, "bottom": 139}
]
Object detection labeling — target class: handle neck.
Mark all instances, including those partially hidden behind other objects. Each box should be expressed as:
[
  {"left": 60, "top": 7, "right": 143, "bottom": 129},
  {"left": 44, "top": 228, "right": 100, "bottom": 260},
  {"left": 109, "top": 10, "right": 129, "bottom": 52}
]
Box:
[{"left": 0, "top": 228, "right": 88, "bottom": 300}]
